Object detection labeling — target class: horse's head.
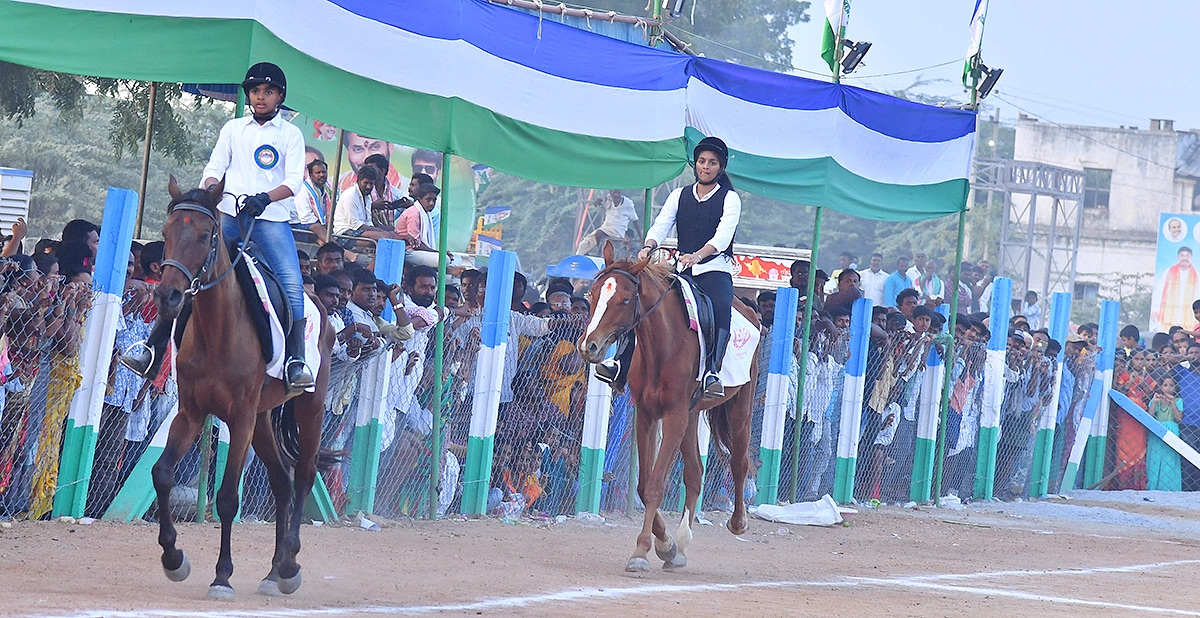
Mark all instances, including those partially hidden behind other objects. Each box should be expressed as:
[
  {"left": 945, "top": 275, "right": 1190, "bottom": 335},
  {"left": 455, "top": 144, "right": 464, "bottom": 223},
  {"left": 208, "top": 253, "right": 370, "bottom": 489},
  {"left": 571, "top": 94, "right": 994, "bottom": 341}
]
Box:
[
  {"left": 157, "top": 175, "right": 225, "bottom": 319},
  {"left": 578, "top": 241, "right": 652, "bottom": 363}
]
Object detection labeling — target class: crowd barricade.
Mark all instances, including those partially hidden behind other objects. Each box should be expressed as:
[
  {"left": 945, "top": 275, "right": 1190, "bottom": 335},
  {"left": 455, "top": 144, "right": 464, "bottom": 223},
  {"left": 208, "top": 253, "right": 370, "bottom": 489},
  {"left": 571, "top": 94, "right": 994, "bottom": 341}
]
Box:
[{"left": 11, "top": 216, "right": 1200, "bottom": 529}]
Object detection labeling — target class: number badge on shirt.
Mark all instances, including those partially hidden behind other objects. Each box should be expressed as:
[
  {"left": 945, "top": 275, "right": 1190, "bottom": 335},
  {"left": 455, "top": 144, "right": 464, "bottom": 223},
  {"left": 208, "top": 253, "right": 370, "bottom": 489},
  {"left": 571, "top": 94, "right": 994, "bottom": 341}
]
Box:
[{"left": 254, "top": 144, "right": 279, "bottom": 170}]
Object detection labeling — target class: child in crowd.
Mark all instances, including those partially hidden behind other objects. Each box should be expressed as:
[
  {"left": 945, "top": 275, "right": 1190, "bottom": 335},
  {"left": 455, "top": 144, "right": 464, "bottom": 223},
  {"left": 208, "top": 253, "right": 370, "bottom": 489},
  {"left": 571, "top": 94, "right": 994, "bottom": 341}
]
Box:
[{"left": 1146, "top": 377, "right": 1183, "bottom": 491}]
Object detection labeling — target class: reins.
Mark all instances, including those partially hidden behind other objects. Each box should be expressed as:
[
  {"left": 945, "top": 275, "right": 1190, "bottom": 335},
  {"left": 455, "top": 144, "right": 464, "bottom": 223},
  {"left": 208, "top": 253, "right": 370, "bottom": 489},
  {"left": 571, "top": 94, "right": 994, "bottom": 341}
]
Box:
[{"left": 161, "top": 192, "right": 256, "bottom": 297}]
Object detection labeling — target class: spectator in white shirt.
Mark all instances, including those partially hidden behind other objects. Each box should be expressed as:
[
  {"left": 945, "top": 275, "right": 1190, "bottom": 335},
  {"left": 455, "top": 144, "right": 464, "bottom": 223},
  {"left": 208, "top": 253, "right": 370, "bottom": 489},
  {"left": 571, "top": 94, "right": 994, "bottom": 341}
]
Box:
[
  {"left": 858, "top": 252, "right": 890, "bottom": 307},
  {"left": 332, "top": 165, "right": 402, "bottom": 242},
  {"left": 576, "top": 189, "right": 640, "bottom": 256}
]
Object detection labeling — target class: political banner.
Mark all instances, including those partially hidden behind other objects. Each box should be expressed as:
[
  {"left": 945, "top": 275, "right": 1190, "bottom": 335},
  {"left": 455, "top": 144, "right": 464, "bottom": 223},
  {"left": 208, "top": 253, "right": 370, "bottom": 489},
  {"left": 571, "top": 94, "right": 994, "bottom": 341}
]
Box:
[{"left": 1150, "top": 212, "right": 1200, "bottom": 334}]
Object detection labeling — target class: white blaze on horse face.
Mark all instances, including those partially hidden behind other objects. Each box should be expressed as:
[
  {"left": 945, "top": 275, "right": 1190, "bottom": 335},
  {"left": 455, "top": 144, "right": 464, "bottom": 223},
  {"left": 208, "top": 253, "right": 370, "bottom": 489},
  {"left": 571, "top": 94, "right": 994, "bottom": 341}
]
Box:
[{"left": 584, "top": 277, "right": 619, "bottom": 341}]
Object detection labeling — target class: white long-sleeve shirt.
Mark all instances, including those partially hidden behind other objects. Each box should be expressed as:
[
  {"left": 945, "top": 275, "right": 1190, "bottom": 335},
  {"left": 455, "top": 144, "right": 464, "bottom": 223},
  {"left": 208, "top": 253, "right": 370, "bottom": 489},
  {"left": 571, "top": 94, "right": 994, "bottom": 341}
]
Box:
[
  {"left": 646, "top": 183, "right": 742, "bottom": 276},
  {"left": 201, "top": 114, "right": 305, "bottom": 222}
]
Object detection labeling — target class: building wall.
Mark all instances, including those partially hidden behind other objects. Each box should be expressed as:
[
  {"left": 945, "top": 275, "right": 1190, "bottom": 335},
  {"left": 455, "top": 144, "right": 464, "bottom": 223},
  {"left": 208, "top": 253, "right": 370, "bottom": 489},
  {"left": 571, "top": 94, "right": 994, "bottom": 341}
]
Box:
[{"left": 1012, "top": 118, "right": 1196, "bottom": 296}]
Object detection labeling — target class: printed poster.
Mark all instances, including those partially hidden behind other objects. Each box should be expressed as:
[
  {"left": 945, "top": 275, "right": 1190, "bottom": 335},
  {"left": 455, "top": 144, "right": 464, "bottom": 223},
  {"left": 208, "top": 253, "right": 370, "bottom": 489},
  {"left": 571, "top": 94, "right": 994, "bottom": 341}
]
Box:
[{"left": 1150, "top": 212, "right": 1200, "bottom": 333}]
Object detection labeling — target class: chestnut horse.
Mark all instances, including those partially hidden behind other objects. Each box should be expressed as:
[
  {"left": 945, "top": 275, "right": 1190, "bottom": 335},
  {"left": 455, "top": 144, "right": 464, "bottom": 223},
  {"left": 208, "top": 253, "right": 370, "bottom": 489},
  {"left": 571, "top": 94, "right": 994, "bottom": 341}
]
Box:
[
  {"left": 151, "top": 178, "right": 334, "bottom": 599},
  {"left": 579, "top": 242, "right": 759, "bottom": 571}
]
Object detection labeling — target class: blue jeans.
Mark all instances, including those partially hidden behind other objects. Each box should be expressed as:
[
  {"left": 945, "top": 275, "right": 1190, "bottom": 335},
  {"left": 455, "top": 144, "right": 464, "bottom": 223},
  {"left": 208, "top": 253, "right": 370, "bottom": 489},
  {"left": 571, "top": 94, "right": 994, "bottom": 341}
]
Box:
[{"left": 221, "top": 214, "right": 305, "bottom": 320}]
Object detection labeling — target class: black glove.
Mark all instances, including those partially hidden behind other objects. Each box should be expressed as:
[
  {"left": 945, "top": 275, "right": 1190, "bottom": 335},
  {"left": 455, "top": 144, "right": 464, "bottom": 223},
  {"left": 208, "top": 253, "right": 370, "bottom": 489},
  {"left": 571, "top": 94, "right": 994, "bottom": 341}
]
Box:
[{"left": 242, "top": 192, "right": 271, "bottom": 218}]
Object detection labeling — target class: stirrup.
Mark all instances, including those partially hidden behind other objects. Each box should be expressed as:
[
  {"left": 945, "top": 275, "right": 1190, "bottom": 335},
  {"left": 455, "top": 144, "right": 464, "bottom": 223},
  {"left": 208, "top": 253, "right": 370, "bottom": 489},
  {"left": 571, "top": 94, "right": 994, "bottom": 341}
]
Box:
[
  {"left": 284, "top": 357, "right": 315, "bottom": 393},
  {"left": 594, "top": 359, "right": 621, "bottom": 385},
  {"left": 119, "top": 341, "right": 156, "bottom": 379},
  {"left": 701, "top": 372, "right": 724, "bottom": 399}
]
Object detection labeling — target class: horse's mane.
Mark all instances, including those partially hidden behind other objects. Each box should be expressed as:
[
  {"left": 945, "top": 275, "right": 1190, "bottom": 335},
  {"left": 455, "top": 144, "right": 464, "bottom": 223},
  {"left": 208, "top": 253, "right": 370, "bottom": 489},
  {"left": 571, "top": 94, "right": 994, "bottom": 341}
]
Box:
[{"left": 596, "top": 259, "right": 676, "bottom": 289}]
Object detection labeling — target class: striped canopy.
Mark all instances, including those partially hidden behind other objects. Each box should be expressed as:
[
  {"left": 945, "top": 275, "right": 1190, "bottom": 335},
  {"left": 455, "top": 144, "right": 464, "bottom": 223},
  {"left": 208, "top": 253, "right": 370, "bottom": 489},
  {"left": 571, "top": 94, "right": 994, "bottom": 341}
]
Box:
[{"left": 0, "top": 0, "right": 976, "bottom": 221}]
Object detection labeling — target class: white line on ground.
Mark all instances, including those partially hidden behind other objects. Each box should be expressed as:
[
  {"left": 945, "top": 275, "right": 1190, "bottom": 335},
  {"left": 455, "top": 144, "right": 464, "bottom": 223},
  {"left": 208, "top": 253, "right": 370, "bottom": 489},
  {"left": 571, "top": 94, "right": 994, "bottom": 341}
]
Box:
[
  {"left": 26, "top": 559, "right": 1200, "bottom": 618},
  {"left": 855, "top": 579, "right": 1200, "bottom": 616}
]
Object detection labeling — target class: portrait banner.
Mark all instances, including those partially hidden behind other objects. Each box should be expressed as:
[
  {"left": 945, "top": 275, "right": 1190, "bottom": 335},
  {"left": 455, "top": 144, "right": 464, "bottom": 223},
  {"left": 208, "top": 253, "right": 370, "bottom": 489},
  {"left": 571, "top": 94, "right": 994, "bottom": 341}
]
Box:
[{"left": 1150, "top": 212, "right": 1200, "bottom": 334}]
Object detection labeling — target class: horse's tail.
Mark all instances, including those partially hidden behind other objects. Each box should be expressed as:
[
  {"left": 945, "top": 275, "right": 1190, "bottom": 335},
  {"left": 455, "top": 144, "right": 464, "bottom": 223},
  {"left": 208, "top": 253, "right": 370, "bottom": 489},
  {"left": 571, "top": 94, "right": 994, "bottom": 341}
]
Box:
[
  {"left": 272, "top": 403, "right": 344, "bottom": 473},
  {"left": 706, "top": 405, "right": 734, "bottom": 458}
]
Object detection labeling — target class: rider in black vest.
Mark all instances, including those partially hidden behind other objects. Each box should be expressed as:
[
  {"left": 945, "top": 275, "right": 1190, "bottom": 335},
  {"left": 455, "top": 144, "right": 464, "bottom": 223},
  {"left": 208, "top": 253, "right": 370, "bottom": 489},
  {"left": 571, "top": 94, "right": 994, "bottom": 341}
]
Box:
[{"left": 595, "top": 136, "right": 741, "bottom": 399}]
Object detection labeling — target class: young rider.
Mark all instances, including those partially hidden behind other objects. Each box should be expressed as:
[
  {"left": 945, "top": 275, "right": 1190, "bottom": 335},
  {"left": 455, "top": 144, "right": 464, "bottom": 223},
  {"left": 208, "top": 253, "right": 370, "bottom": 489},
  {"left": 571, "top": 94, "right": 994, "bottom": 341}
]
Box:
[
  {"left": 122, "top": 62, "right": 314, "bottom": 394},
  {"left": 595, "top": 136, "right": 742, "bottom": 399}
]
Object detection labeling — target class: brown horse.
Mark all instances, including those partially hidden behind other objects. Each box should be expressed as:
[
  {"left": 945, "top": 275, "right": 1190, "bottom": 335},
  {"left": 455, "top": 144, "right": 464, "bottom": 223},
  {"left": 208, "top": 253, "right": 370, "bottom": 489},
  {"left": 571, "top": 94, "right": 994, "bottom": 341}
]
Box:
[
  {"left": 579, "top": 242, "right": 759, "bottom": 572},
  {"left": 151, "top": 178, "right": 334, "bottom": 599}
]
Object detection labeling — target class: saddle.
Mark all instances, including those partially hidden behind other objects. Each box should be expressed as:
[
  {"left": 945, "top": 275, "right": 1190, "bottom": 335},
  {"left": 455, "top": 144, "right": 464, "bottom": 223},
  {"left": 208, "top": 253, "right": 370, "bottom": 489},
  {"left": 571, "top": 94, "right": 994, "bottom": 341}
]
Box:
[
  {"left": 231, "top": 241, "right": 292, "bottom": 364},
  {"left": 676, "top": 273, "right": 716, "bottom": 355}
]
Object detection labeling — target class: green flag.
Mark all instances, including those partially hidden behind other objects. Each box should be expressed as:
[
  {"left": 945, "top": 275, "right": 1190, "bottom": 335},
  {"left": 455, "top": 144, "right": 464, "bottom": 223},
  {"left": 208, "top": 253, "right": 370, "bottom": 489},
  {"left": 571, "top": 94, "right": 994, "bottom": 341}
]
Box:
[{"left": 821, "top": 0, "right": 850, "bottom": 74}]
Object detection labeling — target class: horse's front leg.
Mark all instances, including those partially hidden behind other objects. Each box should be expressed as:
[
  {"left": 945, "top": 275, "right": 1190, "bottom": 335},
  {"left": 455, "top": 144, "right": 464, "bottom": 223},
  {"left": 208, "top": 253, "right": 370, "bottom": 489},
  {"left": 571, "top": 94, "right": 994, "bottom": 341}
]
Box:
[
  {"left": 209, "top": 416, "right": 255, "bottom": 600},
  {"left": 153, "top": 409, "right": 205, "bottom": 583},
  {"left": 628, "top": 408, "right": 687, "bottom": 572}
]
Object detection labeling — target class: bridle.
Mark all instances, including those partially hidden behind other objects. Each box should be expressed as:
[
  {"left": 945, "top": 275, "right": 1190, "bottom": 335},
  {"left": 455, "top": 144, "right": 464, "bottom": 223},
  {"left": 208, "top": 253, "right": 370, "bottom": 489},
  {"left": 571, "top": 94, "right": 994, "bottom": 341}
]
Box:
[
  {"left": 161, "top": 193, "right": 253, "bottom": 296},
  {"left": 594, "top": 261, "right": 677, "bottom": 338}
]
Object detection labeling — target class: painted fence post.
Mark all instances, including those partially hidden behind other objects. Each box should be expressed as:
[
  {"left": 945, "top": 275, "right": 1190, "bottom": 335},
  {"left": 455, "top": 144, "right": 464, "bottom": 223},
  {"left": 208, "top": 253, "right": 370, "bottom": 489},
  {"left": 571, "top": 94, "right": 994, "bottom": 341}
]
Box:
[
  {"left": 1062, "top": 299, "right": 1119, "bottom": 491},
  {"left": 54, "top": 187, "right": 138, "bottom": 517},
  {"left": 103, "top": 405, "right": 178, "bottom": 521},
  {"left": 756, "top": 286, "right": 798, "bottom": 506},
  {"left": 910, "top": 342, "right": 945, "bottom": 503},
  {"left": 833, "top": 297, "right": 872, "bottom": 504},
  {"left": 461, "top": 249, "right": 517, "bottom": 515},
  {"left": 577, "top": 346, "right": 615, "bottom": 515},
  {"left": 1029, "top": 291, "right": 1071, "bottom": 497},
  {"left": 974, "top": 277, "right": 1012, "bottom": 500},
  {"left": 1083, "top": 300, "right": 1120, "bottom": 488},
  {"left": 345, "top": 239, "right": 404, "bottom": 515}
]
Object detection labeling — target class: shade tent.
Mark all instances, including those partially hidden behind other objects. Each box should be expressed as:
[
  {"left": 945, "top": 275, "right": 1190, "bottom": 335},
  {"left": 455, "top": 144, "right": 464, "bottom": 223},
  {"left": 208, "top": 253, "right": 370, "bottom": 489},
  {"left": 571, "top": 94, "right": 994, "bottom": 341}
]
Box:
[{"left": 0, "top": 0, "right": 975, "bottom": 221}]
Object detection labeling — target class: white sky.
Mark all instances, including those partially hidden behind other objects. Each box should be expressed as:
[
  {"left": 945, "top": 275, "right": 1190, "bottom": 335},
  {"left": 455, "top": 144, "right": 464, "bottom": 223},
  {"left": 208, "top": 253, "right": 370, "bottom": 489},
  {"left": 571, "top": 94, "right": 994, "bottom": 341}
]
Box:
[{"left": 780, "top": 1, "right": 1200, "bottom": 131}]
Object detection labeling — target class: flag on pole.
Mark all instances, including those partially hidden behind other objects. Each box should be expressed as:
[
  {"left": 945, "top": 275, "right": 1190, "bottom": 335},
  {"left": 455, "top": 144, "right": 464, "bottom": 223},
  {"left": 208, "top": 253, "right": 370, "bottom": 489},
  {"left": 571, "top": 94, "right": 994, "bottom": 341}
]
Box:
[
  {"left": 963, "top": 0, "right": 989, "bottom": 87},
  {"left": 821, "top": 0, "right": 850, "bottom": 74}
]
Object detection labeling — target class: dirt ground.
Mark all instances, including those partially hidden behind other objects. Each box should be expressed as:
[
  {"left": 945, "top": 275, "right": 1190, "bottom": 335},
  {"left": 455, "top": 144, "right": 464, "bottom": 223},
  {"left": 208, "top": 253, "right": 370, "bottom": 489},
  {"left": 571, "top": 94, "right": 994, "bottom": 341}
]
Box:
[{"left": 3, "top": 498, "right": 1200, "bottom": 617}]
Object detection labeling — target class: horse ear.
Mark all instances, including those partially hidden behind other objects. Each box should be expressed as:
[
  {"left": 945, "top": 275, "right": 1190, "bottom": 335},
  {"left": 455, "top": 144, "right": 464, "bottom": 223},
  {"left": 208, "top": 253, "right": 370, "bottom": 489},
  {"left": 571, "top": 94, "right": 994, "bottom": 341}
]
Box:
[
  {"left": 629, "top": 252, "right": 651, "bottom": 275},
  {"left": 167, "top": 175, "right": 182, "bottom": 201},
  {"left": 208, "top": 176, "right": 226, "bottom": 205},
  {"left": 602, "top": 240, "right": 615, "bottom": 266}
]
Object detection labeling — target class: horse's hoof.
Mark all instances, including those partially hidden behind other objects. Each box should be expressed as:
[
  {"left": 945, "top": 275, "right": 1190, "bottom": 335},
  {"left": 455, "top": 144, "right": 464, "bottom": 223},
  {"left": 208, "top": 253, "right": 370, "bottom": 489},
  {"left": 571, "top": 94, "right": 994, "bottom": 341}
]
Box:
[
  {"left": 654, "top": 539, "right": 677, "bottom": 562},
  {"left": 625, "top": 557, "right": 651, "bottom": 572},
  {"left": 256, "top": 577, "right": 283, "bottom": 596},
  {"left": 726, "top": 517, "right": 747, "bottom": 536},
  {"left": 163, "top": 555, "right": 190, "bottom": 582},
  {"left": 663, "top": 554, "right": 688, "bottom": 570},
  {"left": 207, "top": 584, "right": 235, "bottom": 601},
  {"left": 277, "top": 569, "right": 302, "bottom": 595}
]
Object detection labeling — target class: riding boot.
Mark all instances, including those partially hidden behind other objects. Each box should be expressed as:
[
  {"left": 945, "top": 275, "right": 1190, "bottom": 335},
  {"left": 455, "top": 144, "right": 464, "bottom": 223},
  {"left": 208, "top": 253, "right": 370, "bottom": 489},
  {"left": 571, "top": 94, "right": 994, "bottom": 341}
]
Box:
[
  {"left": 595, "top": 331, "right": 635, "bottom": 391},
  {"left": 119, "top": 316, "right": 174, "bottom": 380},
  {"left": 284, "top": 318, "right": 315, "bottom": 395},
  {"left": 702, "top": 328, "right": 730, "bottom": 399}
]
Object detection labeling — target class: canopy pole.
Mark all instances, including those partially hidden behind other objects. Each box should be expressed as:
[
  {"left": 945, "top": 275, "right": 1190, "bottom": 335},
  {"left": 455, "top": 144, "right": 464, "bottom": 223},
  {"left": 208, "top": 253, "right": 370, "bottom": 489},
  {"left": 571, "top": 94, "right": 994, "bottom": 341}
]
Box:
[
  {"left": 134, "top": 81, "right": 158, "bottom": 239},
  {"left": 933, "top": 209, "right": 967, "bottom": 503},
  {"left": 326, "top": 129, "right": 345, "bottom": 236},
  {"left": 788, "top": 205, "right": 822, "bottom": 502},
  {"left": 429, "top": 152, "right": 451, "bottom": 519}
]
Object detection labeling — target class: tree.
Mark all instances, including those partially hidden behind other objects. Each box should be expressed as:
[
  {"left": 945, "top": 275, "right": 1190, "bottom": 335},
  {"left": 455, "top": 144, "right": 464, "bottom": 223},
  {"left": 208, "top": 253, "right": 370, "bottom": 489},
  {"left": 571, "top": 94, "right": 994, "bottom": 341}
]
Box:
[
  {"left": 0, "top": 62, "right": 204, "bottom": 163},
  {"left": 0, "top": 95, "right": 227, "bottom": 241},
  {"left": 588, "top": 0, "right": 811, "bottom": 69}
]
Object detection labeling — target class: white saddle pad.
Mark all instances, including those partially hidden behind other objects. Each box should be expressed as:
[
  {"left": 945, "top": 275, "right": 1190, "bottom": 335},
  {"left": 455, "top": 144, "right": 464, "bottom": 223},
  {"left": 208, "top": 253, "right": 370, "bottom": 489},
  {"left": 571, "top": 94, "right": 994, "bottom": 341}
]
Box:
[
  {"left": 245, "top": 258, "right": 320, "bottom": 392},
  {"left": 677, "top": 277, "right": 759, "bottom": 388}
]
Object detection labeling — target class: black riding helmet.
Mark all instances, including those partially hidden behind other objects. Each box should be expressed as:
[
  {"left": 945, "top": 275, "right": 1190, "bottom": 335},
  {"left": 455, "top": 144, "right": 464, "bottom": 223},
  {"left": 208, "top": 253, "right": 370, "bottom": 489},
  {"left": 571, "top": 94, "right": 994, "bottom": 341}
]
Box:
[
  {"left": 692, "top": 136, "right": 728, "bottom": 168},
  {"left": 242, "top": 62, "right": 287, "bottom": 101}
]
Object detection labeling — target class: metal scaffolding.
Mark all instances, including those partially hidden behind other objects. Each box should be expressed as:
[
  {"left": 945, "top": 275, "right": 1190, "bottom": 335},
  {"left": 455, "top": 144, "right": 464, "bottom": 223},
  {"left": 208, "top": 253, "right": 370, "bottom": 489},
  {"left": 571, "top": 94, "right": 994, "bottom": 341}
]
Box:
[{"left": 974, "top": 158, "right": 1086, "bottom": 302}]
